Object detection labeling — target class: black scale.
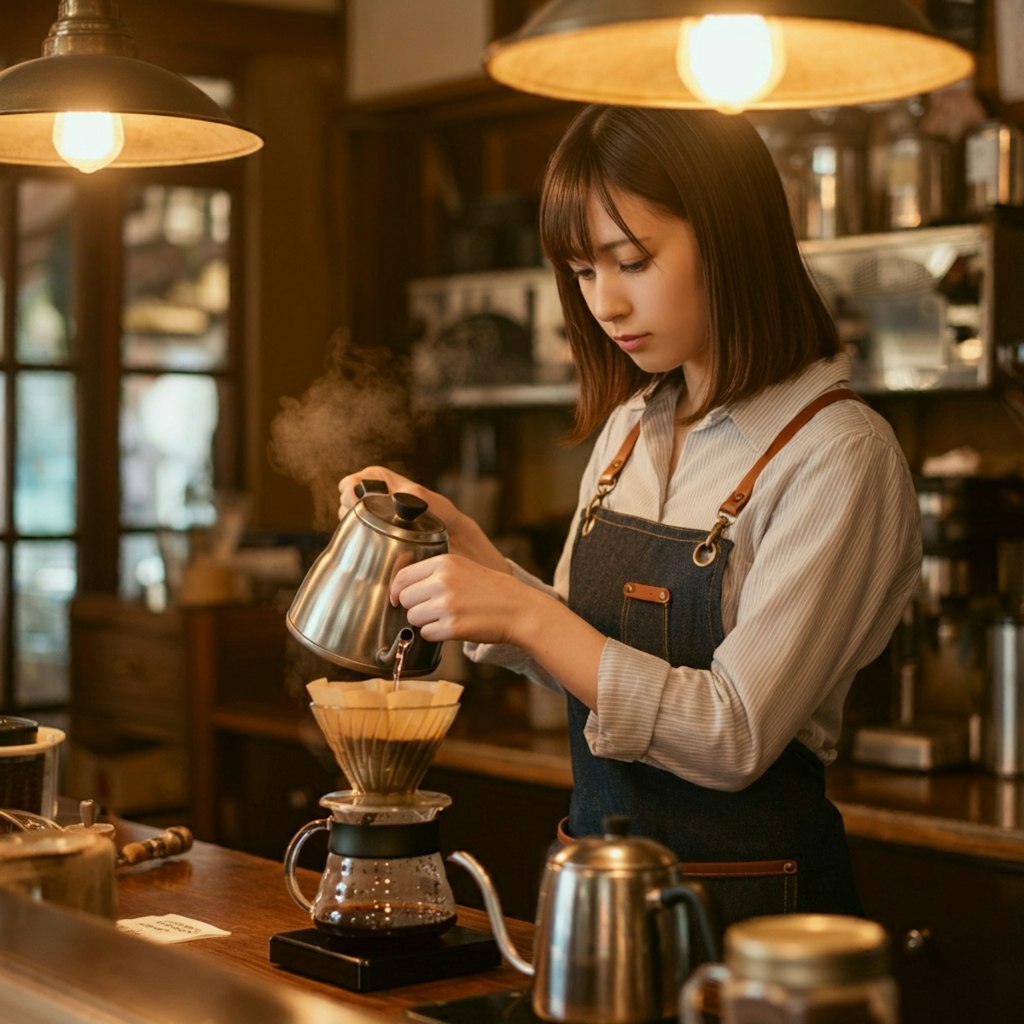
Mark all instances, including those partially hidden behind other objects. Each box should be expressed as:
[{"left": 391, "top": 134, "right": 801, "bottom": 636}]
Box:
[{"left": 269, "top": 924, "right": 502, "bottom": 994}]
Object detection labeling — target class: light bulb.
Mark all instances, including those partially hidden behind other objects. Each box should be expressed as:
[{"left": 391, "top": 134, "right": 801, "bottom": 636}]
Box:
[
  {"left": 52, "top": 111, "right": 125, "bottom": 174},
  {"left": 677, "top": 15, "right": 787, "bottom": 113}
]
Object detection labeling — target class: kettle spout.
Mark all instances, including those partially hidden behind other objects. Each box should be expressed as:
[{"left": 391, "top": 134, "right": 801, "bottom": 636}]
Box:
[
  {"left": 448, "top": 850, "right": 534, "bottom": 976},
  {"left": 376, "top": 626, "right": 416, "bottom": 669}
]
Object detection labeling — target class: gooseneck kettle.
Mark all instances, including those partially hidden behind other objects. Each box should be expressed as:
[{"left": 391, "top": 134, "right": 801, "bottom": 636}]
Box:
[
  {"left": 451, "top": 816, "right": 720, "bottom": 1024},
  {"left": 286, "top": 480, "right": 448, "bottom": 676}
]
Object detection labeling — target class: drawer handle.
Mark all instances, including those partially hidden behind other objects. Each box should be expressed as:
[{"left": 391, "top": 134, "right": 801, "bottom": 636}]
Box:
[{"left": 902, "top": 927, "right": 932, "bottom": 955}]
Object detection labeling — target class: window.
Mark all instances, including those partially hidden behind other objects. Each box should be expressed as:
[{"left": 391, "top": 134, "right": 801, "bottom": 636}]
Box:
[{"left": 0, "top": 78, "right": 245, "bottom": 719}]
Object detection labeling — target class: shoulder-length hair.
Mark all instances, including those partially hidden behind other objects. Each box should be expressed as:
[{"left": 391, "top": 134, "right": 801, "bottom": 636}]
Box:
[{"left": 539, "top": 105, "right": 838, "bottom": 442}]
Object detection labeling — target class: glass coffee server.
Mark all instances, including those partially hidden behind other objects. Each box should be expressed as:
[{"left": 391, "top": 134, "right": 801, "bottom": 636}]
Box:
[{"left": 0, "top": 75, "right": 247, "bottom": 723}]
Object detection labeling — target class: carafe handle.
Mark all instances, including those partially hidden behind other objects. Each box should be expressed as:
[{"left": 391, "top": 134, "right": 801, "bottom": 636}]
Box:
[{"left": 282, "top": 817, "right": 329, "bottom": 913}]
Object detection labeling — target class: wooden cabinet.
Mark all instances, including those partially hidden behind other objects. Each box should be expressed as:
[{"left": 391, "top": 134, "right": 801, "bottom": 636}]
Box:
[
  {"left": 848, "top": 836, "right": 1024, "bottom": 1024},
  {"left": 67, "top": 593, "right": 297, "bottom": 838}
]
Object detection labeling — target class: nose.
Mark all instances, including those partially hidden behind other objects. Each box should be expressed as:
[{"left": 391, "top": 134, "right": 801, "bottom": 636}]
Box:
[{"left": 586, "top": 271, "right": 630, "bottom": 325}]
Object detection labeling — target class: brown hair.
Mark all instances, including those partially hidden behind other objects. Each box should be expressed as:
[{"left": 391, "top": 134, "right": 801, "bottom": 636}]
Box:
[{"left": 539, "top": 106, "right": 838, "bottom": 442}]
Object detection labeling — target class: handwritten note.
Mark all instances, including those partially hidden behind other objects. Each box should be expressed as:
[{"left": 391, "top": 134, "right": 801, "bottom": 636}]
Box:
[{"left": 117, "top": 914, "right": 231, "bottom": 944}]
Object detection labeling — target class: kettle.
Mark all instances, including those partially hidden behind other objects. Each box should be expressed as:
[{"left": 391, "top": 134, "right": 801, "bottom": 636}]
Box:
[
  {"left": 287, "top": 480, "right": 448, "bottom": 676},
  {"left": 450, "top": 816, "right": 720, "bottom": 1024}
]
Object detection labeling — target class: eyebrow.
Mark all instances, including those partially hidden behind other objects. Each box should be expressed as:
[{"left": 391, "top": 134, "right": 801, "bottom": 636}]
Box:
[{"left": 581, "top": 234, "right": 651, "bottom": 258}]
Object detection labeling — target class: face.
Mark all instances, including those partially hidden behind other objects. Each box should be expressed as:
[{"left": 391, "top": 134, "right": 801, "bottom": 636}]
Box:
[{"left": 568, "top": 187, "right": 708, "bottom": 378}]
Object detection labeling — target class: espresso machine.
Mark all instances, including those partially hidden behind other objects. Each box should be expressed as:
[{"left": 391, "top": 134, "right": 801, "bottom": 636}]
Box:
[{"left": 853, "top": 474, "right": 1024, "bottom": 770}]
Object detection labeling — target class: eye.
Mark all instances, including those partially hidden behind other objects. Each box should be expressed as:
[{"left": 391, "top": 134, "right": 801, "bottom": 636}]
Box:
[
  {"left": 621, "top": 257, "right": 650, "bottom": 273},
  {"left": 568, "top": 265, "right": 594, "bottom": 282}
]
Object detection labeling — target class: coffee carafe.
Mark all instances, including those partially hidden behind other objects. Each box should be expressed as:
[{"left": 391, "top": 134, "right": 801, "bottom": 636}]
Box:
[{"left": 283, "top": 676, "right": 463, "bottom": 949}]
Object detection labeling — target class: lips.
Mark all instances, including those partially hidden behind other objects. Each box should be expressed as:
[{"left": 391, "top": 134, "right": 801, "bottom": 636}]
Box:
[{"left": 613, "top": 333, "right": 648, "bottom": 352}]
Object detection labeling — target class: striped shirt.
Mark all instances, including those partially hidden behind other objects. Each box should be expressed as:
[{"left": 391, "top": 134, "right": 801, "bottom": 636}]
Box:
[{"left": 466, "top": 353, "right": 922, "bottom": 791}]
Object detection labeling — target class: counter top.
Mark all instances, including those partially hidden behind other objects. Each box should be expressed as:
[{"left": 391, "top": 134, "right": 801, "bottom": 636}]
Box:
[
  {"left": 436, "top": 684, "right": 1024, "bottom": 865},
  {"left": 113, "top": 826, "right": 533, "bottom": 1020}
]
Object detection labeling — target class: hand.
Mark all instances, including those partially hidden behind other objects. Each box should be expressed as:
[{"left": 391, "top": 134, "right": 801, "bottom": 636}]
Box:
[
  {"left": 337, "top": 467, "right": 512, "bottom": 574},
  {"left": 390, "top": 553, "right": 528, "bottom": 646}
]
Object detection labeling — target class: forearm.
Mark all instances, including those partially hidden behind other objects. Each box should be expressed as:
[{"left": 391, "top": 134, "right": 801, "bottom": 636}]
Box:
[{"left": 508, "top": 587, "right": 605, "bottom": 710}]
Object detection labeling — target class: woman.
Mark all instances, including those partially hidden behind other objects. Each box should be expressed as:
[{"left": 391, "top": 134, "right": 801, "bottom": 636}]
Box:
[{"left": 339, "top": 106, "right": 921, "bottom": 928}]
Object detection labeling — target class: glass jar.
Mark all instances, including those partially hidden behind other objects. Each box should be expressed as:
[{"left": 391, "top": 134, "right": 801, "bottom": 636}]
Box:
[{"left": 680, "top": 914, "right": 897, "bottom": 1024}]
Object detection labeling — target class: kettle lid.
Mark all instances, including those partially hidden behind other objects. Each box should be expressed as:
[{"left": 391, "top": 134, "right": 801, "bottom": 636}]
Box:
[
  {"left": 356, "top": 492, "right": 447, "bottom": 543},
  {"left": 555, "top": 815, "right": 677, "bottom": 872}
]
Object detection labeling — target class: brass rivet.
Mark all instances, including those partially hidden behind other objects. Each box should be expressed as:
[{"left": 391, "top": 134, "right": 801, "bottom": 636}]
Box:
[
  {"left": 625, "top": 583, "right": 634, "bottom": 593},
  {"left": 659, "top": 591, "right": 667, "bottom": 601}
]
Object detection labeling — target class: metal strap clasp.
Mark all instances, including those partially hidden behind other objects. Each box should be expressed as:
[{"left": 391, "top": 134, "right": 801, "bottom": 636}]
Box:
[{"left": 692, "top": 514, "right": 733, "bottom": 568}]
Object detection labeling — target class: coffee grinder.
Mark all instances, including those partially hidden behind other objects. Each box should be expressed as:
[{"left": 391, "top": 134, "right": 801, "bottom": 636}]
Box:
[{"left": 270, "top": 674, "right": 500, "bottom": 991}]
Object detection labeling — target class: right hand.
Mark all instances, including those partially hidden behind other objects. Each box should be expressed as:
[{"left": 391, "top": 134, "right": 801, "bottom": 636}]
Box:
[{"left": 337, "top": 466, "right": 512, "bottom": 574}]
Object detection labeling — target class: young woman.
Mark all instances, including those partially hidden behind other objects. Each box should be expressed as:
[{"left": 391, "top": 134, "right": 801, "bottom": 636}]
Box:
[{"left": 339, "top": 106, "right": 921, "bottom": 929}]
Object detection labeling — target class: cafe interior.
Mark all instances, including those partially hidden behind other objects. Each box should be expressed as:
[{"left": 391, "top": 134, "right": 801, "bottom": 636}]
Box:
[{"left": 0, "top": 1, "right": 1023, "bottom": 1022}]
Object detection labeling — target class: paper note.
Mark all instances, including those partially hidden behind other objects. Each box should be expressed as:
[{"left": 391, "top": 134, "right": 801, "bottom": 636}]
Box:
[{"left": 117, "top": 914, "right": 231, "bottom": 944}]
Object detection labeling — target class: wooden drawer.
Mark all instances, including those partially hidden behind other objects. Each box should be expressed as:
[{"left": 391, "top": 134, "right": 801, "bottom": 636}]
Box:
[{"left": 71, "top": 623, "right": 185, "bottom": 740}]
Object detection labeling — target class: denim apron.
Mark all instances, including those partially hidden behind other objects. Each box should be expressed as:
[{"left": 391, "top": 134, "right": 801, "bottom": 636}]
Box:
[{"left": 563, "top": 389, "right": 863, "bottom": 931}]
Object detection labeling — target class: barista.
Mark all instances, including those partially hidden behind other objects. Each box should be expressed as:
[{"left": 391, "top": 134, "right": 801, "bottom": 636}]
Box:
[{"left": 339, "top": 106, "right": 922, "bottom": 930}]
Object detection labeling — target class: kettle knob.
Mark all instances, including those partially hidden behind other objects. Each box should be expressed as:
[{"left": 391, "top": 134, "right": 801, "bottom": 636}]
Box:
[
  {"left": 602, "top": 815, "right": 630, "bottom": 839},
  {"left": 394, "top": 492, "right": 429, "bottom": 522}
]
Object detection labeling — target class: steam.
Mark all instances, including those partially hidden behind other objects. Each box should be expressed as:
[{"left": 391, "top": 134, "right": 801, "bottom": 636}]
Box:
[{"left": 269, "top": 330, "right": 424, "bottom": 530}]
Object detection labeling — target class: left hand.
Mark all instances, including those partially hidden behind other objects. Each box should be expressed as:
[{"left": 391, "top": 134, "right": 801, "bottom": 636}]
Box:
[{"left": 390, "top": 553, "right": 529, "bottom": 646}]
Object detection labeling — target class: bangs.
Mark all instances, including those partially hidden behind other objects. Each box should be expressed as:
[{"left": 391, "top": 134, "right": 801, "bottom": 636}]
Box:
[{"left": 540, "top": 161, "right": 649, "bottom": 273}]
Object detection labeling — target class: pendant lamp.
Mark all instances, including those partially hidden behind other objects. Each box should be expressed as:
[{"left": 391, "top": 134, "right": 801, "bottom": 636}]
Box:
[
  {"left": 485, "top": 0, "right": 975, "bottom": 113},
  {"left": 0, "top": 0, "right": 263, "bottom": 173}
]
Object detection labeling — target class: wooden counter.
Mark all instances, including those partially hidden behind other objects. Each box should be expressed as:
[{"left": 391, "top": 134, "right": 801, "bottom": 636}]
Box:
[{"left": 113, "top": 824, "right": 532, "bottom": 1021}]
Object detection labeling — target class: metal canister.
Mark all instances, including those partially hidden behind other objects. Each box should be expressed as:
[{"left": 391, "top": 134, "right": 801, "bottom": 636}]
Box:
[
  {"left": 984, "top": 617, "right": 1024, "bottom": 777},
  {"left": 795, "top": 131, "right": 866, "bottom": 240},
  {"left": 965, "top": 120, "right": 1024, "bottom": 215}
]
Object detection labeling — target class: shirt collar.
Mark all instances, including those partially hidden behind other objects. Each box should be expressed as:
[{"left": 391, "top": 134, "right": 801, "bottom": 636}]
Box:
[{"left": 634, "top": 353, "right": 852, "bottom": 447}]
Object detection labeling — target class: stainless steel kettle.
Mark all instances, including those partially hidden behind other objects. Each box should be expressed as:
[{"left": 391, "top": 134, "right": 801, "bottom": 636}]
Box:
[
  {"left": 451, "top": 816, "right": 720, "bottom": 1024},
  {"left": 286, "top": 480, "right": 448, "bottom": 676}
]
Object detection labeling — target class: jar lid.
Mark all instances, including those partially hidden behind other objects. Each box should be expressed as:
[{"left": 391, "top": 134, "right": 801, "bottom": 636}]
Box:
[
  {"left": 726, "top": 914, "right": 890, "bottom": 988},
  {"left": 0, "top": 716, "right": 38, "bottom": 746}
]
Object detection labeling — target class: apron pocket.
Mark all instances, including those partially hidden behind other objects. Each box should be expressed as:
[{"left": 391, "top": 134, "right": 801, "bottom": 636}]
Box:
[
  {"left": 682, "top": 859, "right": 799, "bottom": 941},
  {"left": 620, "top": 581, "right": 671, "bottom": 661}
]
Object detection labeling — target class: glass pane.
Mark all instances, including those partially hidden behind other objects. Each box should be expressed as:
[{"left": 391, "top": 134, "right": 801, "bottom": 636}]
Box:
[
  {"left": 14, "top": 540, "right": 76, "bottom": 707},
  {"left": 17, "top": 181, "right": 76, "bottom": 363},
  {"left": 120, "top": 532, "right": 165, "bottom": 604},
  {"left": 16, "top": 372, "right": 76, "bottom": 535},
  {"left": 120, "top": 373, "right": 219, "bottom": 528},
  {"left": 122, "top": 186, "right": 231, "bottom": 371}
]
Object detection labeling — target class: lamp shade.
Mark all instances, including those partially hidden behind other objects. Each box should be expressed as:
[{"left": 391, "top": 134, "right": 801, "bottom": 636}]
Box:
[
  {"left": 0, "top": 54, "right": 262, "bottom": 167},
  {"left": 0, "top": 1, "right": 262, "bottom": 170},
  {"left": 485, "top": 0, "right": 975, "bottom": 110}
]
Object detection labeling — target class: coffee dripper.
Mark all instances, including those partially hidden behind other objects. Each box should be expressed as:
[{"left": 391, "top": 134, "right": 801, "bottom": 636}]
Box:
[{"left": 283, "top": 676, "right": 463, "bottom": 950}]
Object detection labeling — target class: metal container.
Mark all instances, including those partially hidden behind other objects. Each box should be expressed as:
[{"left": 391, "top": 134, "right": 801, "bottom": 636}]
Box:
[
  {"left": 286, "top": 482, "right": 448, "bottom": 676},
  {"left": 882, "top": 130, "right": 954, "bottom": 230},
  {"left": 984, "top": 618, "right": 1024, "bottom": 777},
  {"left": 965, "top": 120, "right": 1024, "bottom": 216},
  {"left": 795, "top": 131, "right": 866, "bottom": 240}
]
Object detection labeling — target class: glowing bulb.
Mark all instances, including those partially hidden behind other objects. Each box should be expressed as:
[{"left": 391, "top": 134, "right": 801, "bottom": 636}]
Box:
[
  {"left": 677, "top": 15, "right": 786, "bottom": 113},
  {"left": 52, "top": 111, "right": 125, "bottom": 174}
]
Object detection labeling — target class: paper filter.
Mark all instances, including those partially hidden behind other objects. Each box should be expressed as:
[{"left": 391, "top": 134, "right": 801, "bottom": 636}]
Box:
[{"left": 306, "top": 676, "right": 463, "bottom": 794}]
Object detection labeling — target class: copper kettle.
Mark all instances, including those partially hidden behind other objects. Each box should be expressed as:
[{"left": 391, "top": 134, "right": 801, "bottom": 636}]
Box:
[
  {"left": 286, "top": 480, "right": 448, "bottom": 676},
  {"left": 450, "top": 816, "right": 720, "bottom": 1024}
]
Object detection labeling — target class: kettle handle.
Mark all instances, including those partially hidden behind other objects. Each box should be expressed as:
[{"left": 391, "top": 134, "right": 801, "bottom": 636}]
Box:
[
  {"left": 354, "top": 478, "right": 389, "bottom": 498},
  {"left": 655, "top": 878, "right": 722, "bottom": 963}
]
